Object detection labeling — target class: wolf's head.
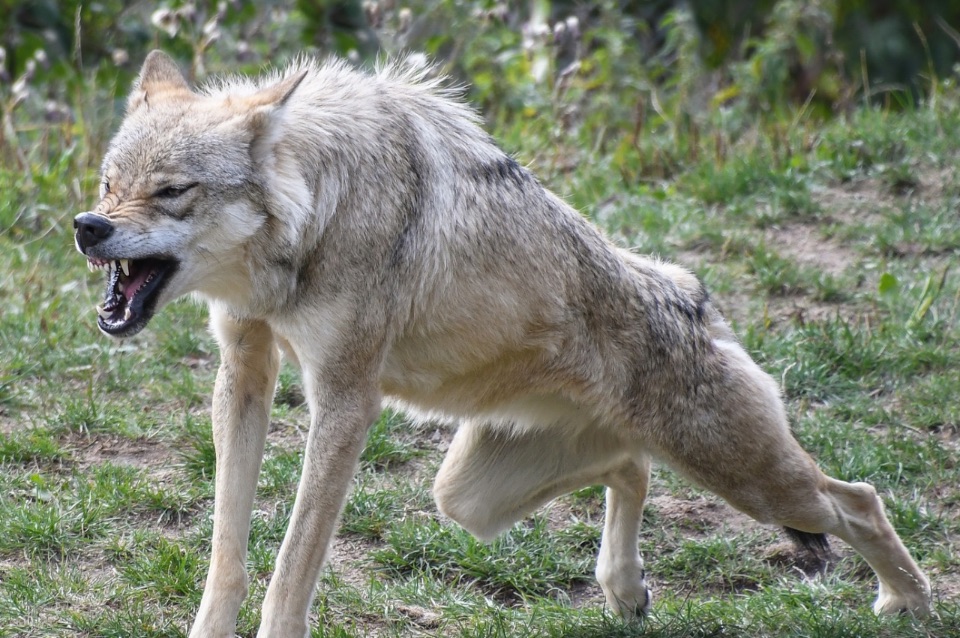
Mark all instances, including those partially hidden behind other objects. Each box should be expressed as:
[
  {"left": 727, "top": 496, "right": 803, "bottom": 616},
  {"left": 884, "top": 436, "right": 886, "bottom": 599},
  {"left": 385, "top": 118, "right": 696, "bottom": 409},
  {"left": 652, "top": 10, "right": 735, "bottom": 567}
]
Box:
[{"left": 74, "top": 50, "right": 306, "bottom": 337}]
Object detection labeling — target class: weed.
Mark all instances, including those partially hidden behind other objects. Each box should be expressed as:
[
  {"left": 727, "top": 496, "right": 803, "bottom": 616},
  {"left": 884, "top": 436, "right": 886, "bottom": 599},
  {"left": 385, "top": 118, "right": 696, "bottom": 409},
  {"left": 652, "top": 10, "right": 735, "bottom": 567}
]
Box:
[{"left": 178, "top": 413, "right": 216, "bottom": 483}]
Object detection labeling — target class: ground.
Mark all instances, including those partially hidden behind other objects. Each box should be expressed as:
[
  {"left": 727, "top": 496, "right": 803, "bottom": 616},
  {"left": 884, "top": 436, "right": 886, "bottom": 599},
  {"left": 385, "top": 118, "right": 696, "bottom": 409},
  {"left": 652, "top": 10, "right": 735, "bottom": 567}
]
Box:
[{"left": 1, "top": 105, "right": 958, "bottom": 637}]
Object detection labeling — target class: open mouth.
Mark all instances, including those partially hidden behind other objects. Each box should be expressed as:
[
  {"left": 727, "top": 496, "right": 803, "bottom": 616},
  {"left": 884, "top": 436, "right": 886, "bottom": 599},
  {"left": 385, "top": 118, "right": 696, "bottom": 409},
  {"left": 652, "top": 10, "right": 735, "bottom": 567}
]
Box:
[{"left": 88, "top": 257, "right": 178, "bottom": 337}]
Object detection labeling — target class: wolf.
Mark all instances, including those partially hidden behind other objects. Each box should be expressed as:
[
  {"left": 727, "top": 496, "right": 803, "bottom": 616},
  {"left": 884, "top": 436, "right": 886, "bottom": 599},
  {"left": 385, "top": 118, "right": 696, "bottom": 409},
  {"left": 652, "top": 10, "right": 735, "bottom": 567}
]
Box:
[{"left": 73, "top": 50, "right": 931, "bottom": 637}]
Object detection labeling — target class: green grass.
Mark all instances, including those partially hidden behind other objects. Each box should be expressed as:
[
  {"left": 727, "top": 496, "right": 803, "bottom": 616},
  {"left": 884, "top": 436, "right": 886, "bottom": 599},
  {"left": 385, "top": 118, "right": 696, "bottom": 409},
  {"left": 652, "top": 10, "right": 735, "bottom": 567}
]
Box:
[
  {"left": 1, "top": 11, "right": 959, "bottom": 638},
  {"left": 372, "top": 516, "right": 599, "bottom": 601}
]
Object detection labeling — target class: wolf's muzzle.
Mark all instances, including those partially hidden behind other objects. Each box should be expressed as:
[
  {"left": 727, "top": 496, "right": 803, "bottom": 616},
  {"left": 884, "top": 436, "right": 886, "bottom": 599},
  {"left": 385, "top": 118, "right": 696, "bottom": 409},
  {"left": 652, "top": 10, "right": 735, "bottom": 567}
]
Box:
[{"left": 74, "top": 212, "right": 115, "bottom": 254}]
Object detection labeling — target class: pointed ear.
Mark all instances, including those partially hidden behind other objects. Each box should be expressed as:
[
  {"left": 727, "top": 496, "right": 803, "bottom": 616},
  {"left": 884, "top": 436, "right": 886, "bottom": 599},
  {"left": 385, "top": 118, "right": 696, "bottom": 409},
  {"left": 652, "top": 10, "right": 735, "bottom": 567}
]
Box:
[
  {"left": 137, "top": 50, "right": 189, "bottom": 90},
  {"left": 249, "top": 69, "right": 309, "bottom": 109},
  {"left": 232, "top": 69, "right": 309, "bottom": 139},
  {"left": 127, "top": 50, "right": 191, "bottom": 112}
]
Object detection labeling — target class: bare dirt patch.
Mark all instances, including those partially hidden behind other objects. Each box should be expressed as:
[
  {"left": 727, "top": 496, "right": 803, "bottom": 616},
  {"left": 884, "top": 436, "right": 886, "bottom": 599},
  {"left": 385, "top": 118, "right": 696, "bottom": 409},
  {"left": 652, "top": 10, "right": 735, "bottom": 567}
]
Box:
[
  {"left": 914, "top": 166, "right": 958, "bottom": 202},
  {"left": 68, "top": 432, "right": 172, "bottom": 471},
  {"left": 0, "top": 413, "right": 18, "bottom": 435},
  {"left": 686, "top": 167, "right": 957, "bottom": 330},
  {"left": 813, "top": 177, "right": 890, "bottom": 224},
  {"left": 324, "top": 534, "right": 381, "bottom": 592},
  {"left": 647, "top": 492, "right": 758, "bottom": 538},
  {"left": 765, "top": 222, "right": 854, "bottom": 279}
]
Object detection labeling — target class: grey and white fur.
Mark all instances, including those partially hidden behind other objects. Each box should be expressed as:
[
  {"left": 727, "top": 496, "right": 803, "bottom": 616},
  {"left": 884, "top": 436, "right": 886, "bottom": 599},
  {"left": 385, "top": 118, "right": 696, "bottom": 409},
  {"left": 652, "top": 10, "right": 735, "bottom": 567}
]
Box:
[{"left": 72, "top": 51, "right": 931, "bottom": 638}]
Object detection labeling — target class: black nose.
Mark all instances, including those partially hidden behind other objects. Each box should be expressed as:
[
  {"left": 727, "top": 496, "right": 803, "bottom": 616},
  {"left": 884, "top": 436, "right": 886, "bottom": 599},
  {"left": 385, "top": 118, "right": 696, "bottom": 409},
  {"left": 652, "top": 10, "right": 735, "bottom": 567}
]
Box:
[{"left": 73, "top": 212, "right": 115, "bottom": 253}]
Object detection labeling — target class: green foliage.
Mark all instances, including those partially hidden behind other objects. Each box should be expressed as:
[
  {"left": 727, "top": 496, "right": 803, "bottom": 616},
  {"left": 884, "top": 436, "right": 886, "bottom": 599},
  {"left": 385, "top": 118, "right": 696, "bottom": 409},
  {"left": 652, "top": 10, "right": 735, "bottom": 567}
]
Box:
[
  {"left": 258, "top": 446, "right": 303, "bottom": 498},
  {"left": 360, "top": 409, "right": 420, "bottom": 469},
  {"left": 340, "top": 471, "right": 431, "bottom": 539},
  {"left": 275, "top": 365, "right": 305, "bottom": 407},
  {"left": 653, "top": 532, "right": 776, "bottom": 592},
  {"left": 178, "top": 412, "right": 216, "bottom": 482},
  {"left": 0, "top": 429, "right": 63, "bottom": 464},
  {"left": 120, "top": 534, "right": 204, "bottom": 604},
  {"left": 374, "top": 515, "right": 598, "bottom": 600}
]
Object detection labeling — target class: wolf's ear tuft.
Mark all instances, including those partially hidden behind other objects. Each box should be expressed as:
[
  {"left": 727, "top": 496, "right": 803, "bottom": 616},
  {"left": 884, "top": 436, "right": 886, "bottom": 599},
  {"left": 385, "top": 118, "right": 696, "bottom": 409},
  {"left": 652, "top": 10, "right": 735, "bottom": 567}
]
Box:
[
  {"left": 128, "top": 50, "right": 191, "bottom": 112},
  {"left": 233, "top": 69, "right": 309, "bottom": 141},
  {"left": 248, "top": 69, "right": 309, "bottom": 110}
]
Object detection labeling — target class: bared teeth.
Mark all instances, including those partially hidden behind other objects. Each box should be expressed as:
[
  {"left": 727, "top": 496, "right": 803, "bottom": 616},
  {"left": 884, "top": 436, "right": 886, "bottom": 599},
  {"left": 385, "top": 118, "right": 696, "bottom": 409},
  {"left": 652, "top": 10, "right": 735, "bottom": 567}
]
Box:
[
  {"left": 96, "top": 304, "right": 111, "bottom": 319},
  {"left": 124, "top": 308, "right": 133, "bottom": 322},
  {"left": 87, "top": 259, "right": 131, "bottom": 275}
]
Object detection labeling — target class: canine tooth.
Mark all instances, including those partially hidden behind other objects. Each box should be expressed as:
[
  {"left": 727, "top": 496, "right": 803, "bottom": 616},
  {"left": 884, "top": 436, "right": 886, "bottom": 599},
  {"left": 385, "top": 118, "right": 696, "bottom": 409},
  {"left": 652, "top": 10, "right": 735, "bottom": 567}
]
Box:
[
  {"left": 96, "top": 304, "right": 111, "bottom": 319},
  {"left": 120, "top": 259, "right": 130, "bottom": 276},
  {"left": 88, "top": 261, "right": 95, "bottom": 272},
  {"left": 124, "top": 308, "right": 133, "bottom": 322}
]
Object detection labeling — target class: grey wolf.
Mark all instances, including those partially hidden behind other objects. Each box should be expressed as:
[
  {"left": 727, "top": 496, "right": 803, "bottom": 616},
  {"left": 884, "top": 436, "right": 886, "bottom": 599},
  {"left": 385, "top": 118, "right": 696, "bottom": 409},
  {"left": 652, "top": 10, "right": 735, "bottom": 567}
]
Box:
[{"left": 73, "top": 50, "right": 931, "bottom": 637}]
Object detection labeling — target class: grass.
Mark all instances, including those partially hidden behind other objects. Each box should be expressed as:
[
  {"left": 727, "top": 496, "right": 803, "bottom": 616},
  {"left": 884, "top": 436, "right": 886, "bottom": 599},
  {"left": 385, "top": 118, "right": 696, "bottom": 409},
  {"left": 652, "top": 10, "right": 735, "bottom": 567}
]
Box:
[{"left": 1, "top": 19, "right": 959, "bottom": 638}]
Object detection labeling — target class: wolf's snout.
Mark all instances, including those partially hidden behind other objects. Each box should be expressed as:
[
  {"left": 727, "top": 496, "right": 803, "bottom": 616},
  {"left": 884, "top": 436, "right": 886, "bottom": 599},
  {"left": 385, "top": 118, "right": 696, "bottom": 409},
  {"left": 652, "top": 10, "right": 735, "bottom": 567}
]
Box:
[{"left": 74, "top": 212, "right": 115, "bottom": 253}]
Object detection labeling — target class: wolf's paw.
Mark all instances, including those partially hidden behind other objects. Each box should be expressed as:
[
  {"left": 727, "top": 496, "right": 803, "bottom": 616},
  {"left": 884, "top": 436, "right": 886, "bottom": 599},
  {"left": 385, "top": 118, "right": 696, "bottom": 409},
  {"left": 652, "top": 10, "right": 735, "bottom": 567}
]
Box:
[
  {"left": 873, "top": 579, "right": 932, "bottom": 617},
  {"left": 597, "top": 565, "right": 652, "bottom": 620},
  {"left": 605, "top": 585, "right": 652, "bottom": 621}
]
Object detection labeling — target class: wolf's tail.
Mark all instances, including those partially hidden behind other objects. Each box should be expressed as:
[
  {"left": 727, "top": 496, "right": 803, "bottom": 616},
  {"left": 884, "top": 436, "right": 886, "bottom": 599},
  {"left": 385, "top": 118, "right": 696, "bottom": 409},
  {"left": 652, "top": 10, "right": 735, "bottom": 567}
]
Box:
[{"left": 784, "top": 527, "right": 831, "bottom": 560}]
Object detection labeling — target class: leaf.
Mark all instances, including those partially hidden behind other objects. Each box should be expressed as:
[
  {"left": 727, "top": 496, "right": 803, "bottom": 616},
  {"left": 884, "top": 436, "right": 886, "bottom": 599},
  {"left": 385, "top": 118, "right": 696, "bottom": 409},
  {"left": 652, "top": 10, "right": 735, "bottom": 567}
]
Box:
[
  {"left": 878, "top": 272, "right": 899, "bottom": 296},
  {"left": 906, "top": 266, "right": 950, "bottom": 330},
  {"left": 711, "top": 84, "right": 741, "bottom": 107}
]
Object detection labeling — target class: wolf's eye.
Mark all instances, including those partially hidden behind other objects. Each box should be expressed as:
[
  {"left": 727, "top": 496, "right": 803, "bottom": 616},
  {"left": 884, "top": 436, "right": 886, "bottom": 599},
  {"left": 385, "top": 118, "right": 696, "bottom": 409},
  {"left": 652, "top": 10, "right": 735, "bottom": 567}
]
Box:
[
  {"left": 100, "top": 181, "right": 110, "bottom": 199},
  {"left": 154, "top": 183, "right": 197, "bottom": 199}
]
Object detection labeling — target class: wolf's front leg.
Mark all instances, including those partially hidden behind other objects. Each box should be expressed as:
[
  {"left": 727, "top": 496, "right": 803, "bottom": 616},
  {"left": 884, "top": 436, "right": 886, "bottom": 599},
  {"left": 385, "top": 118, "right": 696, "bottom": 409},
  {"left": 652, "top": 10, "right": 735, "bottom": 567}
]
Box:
[
  {"left": 189, "top": 313, "right": 280, "bottom": 638},
  {"left": 257, "top": 379, "right": 381, "bottom": 638},
  {"left": 595, "top": 459, "right": 652, "bottom": 620}
]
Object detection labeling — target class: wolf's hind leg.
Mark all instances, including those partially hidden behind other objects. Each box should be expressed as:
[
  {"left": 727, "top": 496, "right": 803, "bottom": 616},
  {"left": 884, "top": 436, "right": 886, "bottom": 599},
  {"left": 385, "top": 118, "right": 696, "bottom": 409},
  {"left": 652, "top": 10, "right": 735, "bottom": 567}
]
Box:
[
  {"left": 662, "top": 340, "right": 931, "bottom": 616},
  {"left": 728, "top": 469, "right": 931, "bottom": 614},
  {"left": 820, "top": 477, "right": 931, "bottom": 614},
  {"left": 434, "top": 420, "right": 652, "bottom": 619}
]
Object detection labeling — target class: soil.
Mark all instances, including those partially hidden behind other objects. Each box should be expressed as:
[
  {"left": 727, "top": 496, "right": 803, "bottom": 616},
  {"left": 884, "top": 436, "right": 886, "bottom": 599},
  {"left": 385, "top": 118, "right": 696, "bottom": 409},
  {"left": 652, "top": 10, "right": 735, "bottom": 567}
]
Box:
[{"left": 6, "top": 166, "right": 958, "bottom": 633}]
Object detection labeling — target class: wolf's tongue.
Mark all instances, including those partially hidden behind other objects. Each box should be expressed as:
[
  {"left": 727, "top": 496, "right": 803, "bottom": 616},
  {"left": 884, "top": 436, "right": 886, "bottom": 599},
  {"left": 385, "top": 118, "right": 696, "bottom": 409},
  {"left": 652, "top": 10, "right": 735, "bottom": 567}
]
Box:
[{"left": 122, "top": 267, "right": 152, "bottom": 301}]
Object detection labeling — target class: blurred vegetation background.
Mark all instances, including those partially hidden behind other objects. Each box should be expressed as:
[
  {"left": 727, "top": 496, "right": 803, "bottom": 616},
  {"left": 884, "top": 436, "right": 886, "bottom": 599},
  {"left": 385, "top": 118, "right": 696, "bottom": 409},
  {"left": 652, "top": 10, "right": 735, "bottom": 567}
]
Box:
[
  {"left": 1, "top": 0, "right": 959, "bottom": 205},
  {"left": 3, "top": 1, "right": 960, "bottom": 120},
  {"left": 0, "top": 0, "right": 955, "bottom": 259}
]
